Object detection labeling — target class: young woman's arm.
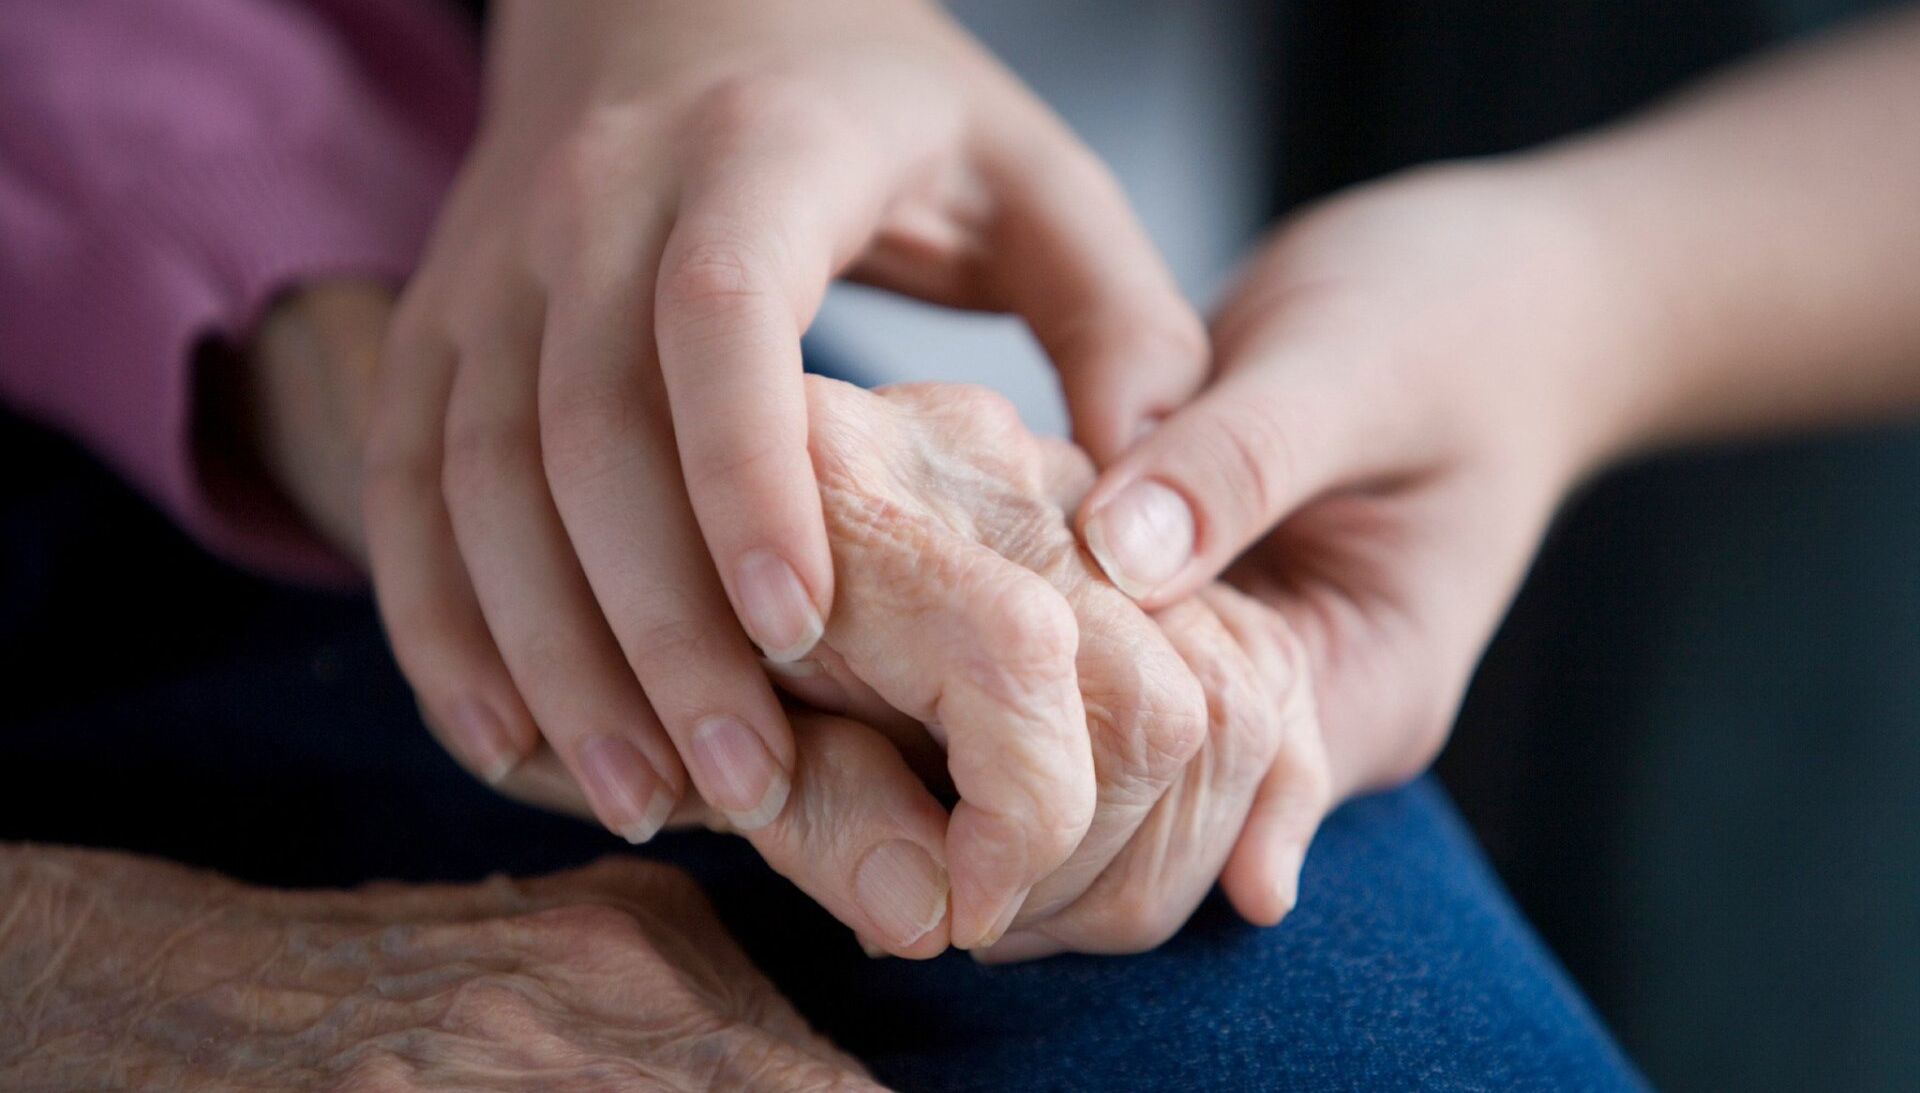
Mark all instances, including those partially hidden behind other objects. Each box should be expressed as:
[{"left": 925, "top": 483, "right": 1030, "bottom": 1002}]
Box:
[{"left": 1063, "top": 8, "right": 1920, "bottom": 861}]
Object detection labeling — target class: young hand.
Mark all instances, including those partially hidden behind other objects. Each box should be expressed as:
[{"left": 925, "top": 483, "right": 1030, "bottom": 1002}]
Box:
[
  {"left": 1076, "top": 163, "right": 1646, "bottom": 843},
  {"left": 358, "top": 0, "right": 1205, "bottom": 845}
]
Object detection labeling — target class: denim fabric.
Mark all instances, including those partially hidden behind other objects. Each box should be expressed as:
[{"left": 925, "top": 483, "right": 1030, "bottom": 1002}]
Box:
[{"left": 0, "top": 410, "right": 1644, "bottom": 1090}]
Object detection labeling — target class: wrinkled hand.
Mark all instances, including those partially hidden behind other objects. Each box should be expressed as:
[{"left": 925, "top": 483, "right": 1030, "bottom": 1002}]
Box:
[
  {"left": 1078, "top": 163, "right": 1644, "bottom": 816},
  {"left": 781, "top": 378, "right": 1337, "bottom": 958},
  {"left": 354, "top": 0, "right": 1203, "bottom": 847},
  {"left": 245, "top": 288, "right": 960, "bottom": 963},
  {"left": 0, "top": 847, "right": 879, "bottom": 1091},
  {"left": 245, "top": 295, "right": 1326, "bottom": 965}
]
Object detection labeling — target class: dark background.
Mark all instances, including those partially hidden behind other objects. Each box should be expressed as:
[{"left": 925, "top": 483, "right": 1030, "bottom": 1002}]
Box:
[{"left": 5, "top": 2, "right": 1919, "bottom": 1089}]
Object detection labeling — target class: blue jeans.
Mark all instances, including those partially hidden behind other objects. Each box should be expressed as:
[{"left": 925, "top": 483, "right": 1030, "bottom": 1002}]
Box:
[
  {"left": 0, "top": 411, "right": 1644, "bottom": 1090},
  {"left": 676, "top": 779, "right": 1643, "bottom": 1091}
]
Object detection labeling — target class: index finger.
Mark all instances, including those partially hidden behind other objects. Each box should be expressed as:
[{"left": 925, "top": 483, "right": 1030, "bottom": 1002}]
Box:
[
  {"left": 978, "top": 127, "right": 1211, "bottom": 463},
  {"left": 652, "top": 105, "right": 898, "bottom": 668}
]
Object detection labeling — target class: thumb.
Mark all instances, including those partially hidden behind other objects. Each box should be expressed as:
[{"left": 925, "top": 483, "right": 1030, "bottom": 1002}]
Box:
[{"left": 1074, "top": 339, "right": 1376, "bottom": 608}]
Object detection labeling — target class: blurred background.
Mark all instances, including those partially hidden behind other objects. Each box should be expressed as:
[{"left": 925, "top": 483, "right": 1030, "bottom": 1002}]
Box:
[{"left": 4, "top": 1, "right": 1917, "bottom": 1089}]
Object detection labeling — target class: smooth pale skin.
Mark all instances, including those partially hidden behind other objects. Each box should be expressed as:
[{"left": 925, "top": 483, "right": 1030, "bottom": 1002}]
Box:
[
  {"left": 360, "top": 0, "right": 1206, "bottom": 856},
  {"left": 0, "top": 849, "right": 880, "bottom": 1091}
]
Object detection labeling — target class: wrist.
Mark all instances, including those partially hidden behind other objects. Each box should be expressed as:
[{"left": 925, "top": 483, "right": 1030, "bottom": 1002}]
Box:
[
  {"left": 1489, "top": 149, "right": 1699, "bottom": 482},
  {"left": 236, "top": 283, "right": 391, "bottom": 564}
]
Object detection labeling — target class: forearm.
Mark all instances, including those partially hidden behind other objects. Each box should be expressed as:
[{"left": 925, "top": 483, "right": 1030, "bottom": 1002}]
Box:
[{"left": 1536, "top": 6, "right": 1920, "bottom": 462}]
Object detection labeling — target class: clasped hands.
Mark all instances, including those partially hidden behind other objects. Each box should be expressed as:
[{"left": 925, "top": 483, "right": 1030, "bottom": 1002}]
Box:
[
  {"left": 255, "top": 160, "right": 1613, "bottom": 963},
  {"left": 472, "top": 375, "right": 1336, "bottom": 961}
]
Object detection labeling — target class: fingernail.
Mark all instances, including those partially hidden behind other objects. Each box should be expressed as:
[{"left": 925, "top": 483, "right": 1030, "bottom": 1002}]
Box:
[
  {"left": 578, "top": 735, "right": 673, "bottom": 844},
  {"left": 450, "top": 699, "right": 519, "bottom": 785},
  {"left": 855, "top": 840, "right": 948, "bottom": 949},
  {"left": 1084, "top": 478, "right": 1194, "bottom": 599},
  {"left": 859, "top": 937, "right": 890, "bottom": 959},
  {"left": 689, "top": 715, "right": 788, "bottom": 831},
  {"left": 735, "top": 550, "right": 823, "bottom": 663},
  {"left": 761, "top": 657, "right": 851, "bottom": 711}
]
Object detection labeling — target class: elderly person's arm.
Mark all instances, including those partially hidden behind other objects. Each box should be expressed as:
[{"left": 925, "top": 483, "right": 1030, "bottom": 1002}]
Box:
[
  {"left": 0, "top": 0, "right": 473, "bottom": 583},
  {"left": 0, "top": 846, "right": 878, "bottom": 1090}
]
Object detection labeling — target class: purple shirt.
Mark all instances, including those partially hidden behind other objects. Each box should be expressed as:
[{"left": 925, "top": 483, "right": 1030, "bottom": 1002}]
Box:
[{"left": 1, "top": 0, "right": 478, "bottom": 580}]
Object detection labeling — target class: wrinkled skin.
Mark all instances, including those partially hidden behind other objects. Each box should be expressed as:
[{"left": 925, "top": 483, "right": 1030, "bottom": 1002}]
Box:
[
  {"left": 782, "top": 378, "right": 1336, "bottom": 958},
  {"left": 247, "top": 291, "right": 1335, "bottom": 961},
  {"left": 0, "top": 849, "right": 879, "bottom": 1092}
]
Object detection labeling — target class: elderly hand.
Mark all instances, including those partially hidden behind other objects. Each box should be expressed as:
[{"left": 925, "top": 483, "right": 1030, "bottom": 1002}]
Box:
[
  {"left": 245, "top": 293, "right": 1326, "bottom": 963},
  {"left": 351, "top": 0, "right": 1204, "bottom": 848},
  {"left": 783, "top": 377, "right": 1337, "bottom": 957},
  {"left": 0, "top": 847, "right": 879, "bottom": 1091}
]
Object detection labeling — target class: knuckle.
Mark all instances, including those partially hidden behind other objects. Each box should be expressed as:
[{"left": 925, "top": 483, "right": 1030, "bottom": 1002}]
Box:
[
  {"left": 625, "top": 611, "right": 729, "bottom": 676},
  {"left": 678, "top": 429, "right": 790, "bottom": 497},
  {"left": 509, "top": 630, "right": 587, "bottom": 703},
  {"left": 439, "top": 290, "right": 518, "bottom": 358},
  {"left": 687, "top": 73, "right": 840, "bottom": 148},
  {"left": 1036, "top": 435, "right": 1097, "bottom": 493},
  {"left": 359, "top": 446, "right": 436, "bottom": 517},
  {"left": 361, "top": 405, "right": 441, "bottom": 501},
  {"left": 570, "top": 853, "right": 687, "bottom": 894},
  {"left": 965, "top": 569, "right": 1078, "bottom": 674},
  {"left": 660, "top": 234, "right": 771, "bottom": 316},
  {"left": 438, "top": 976, "right": 543, "bottom": 1039},
  {"left": 1086, "top": 883, "right": 1184, "bottom": 953},
  {"left": 331, "top": 1047, "right": 421, "bottom": 1091},
  {"left": 1200, "top": 401, "right": 1295, "bottom": 533},
  {"left": 539, "top": 379, "right": 646, "bottom": 488},
  {"left": 943, "top": 382, "right": 1027, "bottom": 433},
  {"left": 516, "top": 902, "right": 650, "bottom": 958},
  {"left": 1090, "top": 656, "right": 1209, "bottom": 783},
  {"left": 534, "top": 115, "right": 643, "bottom": 222},
  {"left": 440, "top": 418, "right": 533, "bottom": 502},
  {"left": 528, "top": 118, "right": 657, "bottom": 287},
  {"left": 910, "top": 382, "right": 1030, "bottom": 448}
]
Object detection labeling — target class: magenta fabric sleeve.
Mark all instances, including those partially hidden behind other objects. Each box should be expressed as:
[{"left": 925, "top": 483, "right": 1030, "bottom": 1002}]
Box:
[{"left": 0, "top": 0, "right": 479, "bottom": 582}]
